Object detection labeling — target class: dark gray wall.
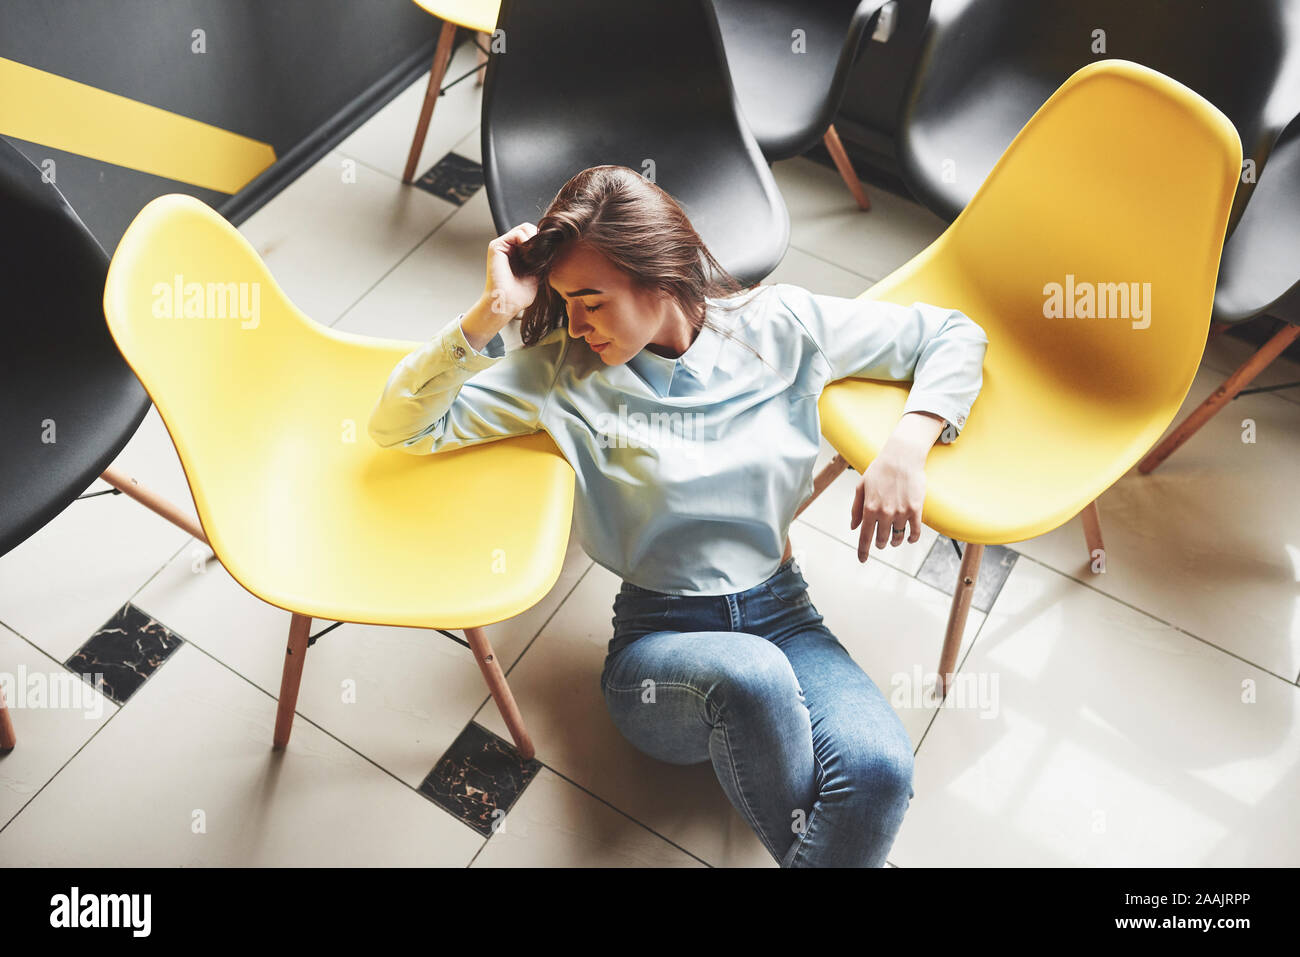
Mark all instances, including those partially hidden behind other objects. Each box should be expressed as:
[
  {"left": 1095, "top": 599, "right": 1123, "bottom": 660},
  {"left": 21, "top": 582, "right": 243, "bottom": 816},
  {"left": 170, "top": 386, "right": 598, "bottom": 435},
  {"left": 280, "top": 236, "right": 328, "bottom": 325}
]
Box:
[{"left": 0, "top": 0, "right": 437, "bottom": 251}]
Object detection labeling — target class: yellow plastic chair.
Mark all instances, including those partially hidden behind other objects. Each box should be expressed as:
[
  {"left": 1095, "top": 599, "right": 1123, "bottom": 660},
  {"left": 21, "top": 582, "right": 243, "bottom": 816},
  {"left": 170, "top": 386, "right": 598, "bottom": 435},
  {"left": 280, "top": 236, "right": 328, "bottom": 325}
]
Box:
[
  {"left": 103, "top": 195, "right": 575, "bottom": 759},
  {"left": 798, "top": 59, "right": 1241, "bottom": 692},
  {"left": 403, "top": 0, "right": 501, "bottom": 183}
]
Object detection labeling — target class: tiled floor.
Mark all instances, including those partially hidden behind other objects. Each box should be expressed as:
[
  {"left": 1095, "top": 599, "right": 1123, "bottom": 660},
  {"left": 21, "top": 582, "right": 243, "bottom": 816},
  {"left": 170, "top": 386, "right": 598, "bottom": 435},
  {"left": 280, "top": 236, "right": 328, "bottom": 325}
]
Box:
[{"left": 3, "top": 38, "right": 1299, "bottom": 867}]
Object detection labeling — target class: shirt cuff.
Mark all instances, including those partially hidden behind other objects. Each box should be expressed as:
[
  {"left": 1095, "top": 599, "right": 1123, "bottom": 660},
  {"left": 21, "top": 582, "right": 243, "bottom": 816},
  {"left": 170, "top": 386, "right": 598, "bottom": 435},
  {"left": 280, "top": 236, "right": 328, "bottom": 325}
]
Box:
[
  {"left": 902, "top": 393, "right": 969, "bottom": 438},
  {"left": 443, "top": 312, "right": 504, "bottom": 371}
]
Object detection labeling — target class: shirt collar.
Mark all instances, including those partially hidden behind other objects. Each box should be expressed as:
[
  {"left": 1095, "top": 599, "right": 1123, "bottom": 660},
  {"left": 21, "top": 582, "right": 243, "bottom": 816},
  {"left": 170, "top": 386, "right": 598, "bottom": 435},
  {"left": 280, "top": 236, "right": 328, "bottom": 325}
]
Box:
[{"left": 626, "top": 300, "right": 724, "bottom": 397}]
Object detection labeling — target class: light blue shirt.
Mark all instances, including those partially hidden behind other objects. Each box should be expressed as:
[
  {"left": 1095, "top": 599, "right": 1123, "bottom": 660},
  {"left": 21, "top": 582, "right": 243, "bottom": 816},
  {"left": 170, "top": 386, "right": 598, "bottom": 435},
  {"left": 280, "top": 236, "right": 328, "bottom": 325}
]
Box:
[{"left": 367, "top": 282, "right": 989, "bottom": 595}]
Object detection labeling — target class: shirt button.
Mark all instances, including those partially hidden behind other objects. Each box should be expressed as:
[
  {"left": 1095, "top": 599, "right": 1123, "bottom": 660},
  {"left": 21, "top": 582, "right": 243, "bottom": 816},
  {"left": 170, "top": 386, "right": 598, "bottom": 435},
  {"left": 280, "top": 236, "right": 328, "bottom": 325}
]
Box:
[{"left": 453, "top": 345, "right": 466, "bottom": 359}]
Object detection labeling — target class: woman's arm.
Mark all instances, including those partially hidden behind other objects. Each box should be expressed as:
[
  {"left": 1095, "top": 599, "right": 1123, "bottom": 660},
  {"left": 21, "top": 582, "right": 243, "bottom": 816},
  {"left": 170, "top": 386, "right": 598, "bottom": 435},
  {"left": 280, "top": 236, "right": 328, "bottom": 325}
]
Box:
[
  {"left": 365, "top": 303, "right": 569, "bottom": 455},
  {"left": 774, "top": 283, "right": 989, "bottom": 439},
  {"left": 770, "top": 283, "right": 990, "bottom": 559}
]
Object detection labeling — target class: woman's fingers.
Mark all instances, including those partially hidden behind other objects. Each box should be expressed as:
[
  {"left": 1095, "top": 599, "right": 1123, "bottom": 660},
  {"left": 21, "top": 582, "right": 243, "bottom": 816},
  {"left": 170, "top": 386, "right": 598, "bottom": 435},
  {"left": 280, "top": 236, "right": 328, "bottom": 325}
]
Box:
[
  {"left": 855, "top": 502, "right": 920, "bottom": 557},
  {"left": 880, "top": 507, "right": 922, "bottom": 548},
  {"left": 501, "top": 222, "right": 537, "bottom": 246},
  {"left": 485, "top": 223, "right": 542, "bottom": 317},
  {"left": 489, "top": 224, "right": 533, "bottom": 255},
  {"left": 875, "top": 512, "right": 897, "bottom": 550},
  {"left": 853, "top": 465, "right": 926, "bottom": 559}
]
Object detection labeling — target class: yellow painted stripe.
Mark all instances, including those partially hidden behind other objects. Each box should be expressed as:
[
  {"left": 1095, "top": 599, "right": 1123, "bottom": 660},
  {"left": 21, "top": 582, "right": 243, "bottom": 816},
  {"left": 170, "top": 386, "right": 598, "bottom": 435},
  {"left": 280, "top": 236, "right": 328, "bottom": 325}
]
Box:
[{"left": 0, "top": 57, "right": 276, "bottom": 194}]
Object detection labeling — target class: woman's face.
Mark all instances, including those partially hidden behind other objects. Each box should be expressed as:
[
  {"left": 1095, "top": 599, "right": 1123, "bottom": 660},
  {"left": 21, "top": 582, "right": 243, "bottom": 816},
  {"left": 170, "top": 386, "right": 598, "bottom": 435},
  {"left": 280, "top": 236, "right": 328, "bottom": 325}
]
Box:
[{"left": 547, "top": 242, "right": 684, "bottom": 365}]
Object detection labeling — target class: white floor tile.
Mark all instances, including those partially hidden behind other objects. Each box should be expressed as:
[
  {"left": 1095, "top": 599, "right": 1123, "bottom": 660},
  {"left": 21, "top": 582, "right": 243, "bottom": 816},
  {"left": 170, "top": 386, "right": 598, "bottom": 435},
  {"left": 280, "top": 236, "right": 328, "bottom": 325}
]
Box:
[
  {"left": 1008, "top": 362, "right": 1300, "bottom": 682},
  {"left": 1201, "top": 323, "right": 1300, "bottom": 408},
  {"left": 471, "top": 767, "right": 705, "bottom": 867},
  {"left": 335, "top": 39, "right": 484, "bottom": 182},
  {"left": 332, "top": 181, "right": 499, "bottom": 341},
  {"left": 131, "top": 521, "right": 592, "bottom": 788},
  {"left": 237, "top": 149, "right": 453, "bottom": 327},
  {"left": 893, "top": 559, "right": 1300, "bottom": 866},
  {"left": 774, "top": 156, "right": 948, "bottom": 282},
  {"left": 765, "top": 242, "right": 881, "bottom": 295},
  {"left": 102, "top": 405, "right": 198, "bottom": 522},
  {"left": 0, "top": 623, "right": 117, "bottom": 829},
  {"left": 0, "top": 483, "right": 191, "bottom": 663},
  {"left": 0, "top": 643, "right": 483, "bottom": 866}
]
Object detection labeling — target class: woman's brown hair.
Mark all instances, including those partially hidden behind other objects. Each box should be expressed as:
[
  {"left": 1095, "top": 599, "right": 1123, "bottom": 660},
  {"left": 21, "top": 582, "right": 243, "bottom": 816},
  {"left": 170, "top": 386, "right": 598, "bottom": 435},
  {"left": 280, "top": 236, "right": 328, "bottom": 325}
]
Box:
[{"left": 507, "top": 165, "right": 776, "bottom": 371}]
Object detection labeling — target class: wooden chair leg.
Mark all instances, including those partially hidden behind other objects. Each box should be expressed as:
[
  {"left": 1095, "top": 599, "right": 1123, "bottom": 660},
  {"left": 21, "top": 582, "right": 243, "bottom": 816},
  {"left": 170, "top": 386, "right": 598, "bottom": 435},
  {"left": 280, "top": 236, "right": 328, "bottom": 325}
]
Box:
[
  {"left": 822, "top": 124, "right": 871, "bottom": 211},
  {"left": 1139, "top": 321, "right": 1300, "bottom": 473},
  {"left": 463, "top": 625, "right": 535, "bottom": 760},
  {"left": 0, "top": 683, "right": 15, "bottom": 751},
  {"left": 793, "top": 453, "right": 851, "bottom": 519},
  {"left": 402, "top": 20, "right": 459, "bottom": 184},
  {"left": 474, "top": 30, "right": 489, "bottom": 86},
  {"left": 1080, "top": 499, "right": 1104, "bottom": 572},
  {"left": 273, "top": 614, "right": 312, "bottom": 749},
  {"left": 100, "top": 467, "right": 208, "bottom": 545},
  {"left": 939, "top": 543, "right": 983, "bottom": 697}
]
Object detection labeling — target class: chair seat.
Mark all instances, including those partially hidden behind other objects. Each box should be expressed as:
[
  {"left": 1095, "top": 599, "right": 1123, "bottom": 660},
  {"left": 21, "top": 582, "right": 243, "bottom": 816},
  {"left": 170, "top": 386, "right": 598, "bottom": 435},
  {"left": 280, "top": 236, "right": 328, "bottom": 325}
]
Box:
[
  {"left": 820, "top": 372, "right": 1165, "bottom": 547},
  {"left": 820, "top": 272, "right": 1204, "bottom": 547},
  {"left": 104, "top": 195, "right": 575, "bottom": 630},
  {"left": 411, "top": 0, "right": 499, "bottom": 34}
]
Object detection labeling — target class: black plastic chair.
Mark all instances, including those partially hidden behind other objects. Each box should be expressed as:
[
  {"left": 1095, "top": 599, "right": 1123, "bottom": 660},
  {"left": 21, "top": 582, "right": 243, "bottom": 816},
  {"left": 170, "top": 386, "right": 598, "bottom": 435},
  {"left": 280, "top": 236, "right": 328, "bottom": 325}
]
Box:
[
  {"left": 481, "top": 0, "right": 789, "bottom": 287},
  {"left": 0, "top": 138, "right": 206, "bottom": 750},
  {"left": 1214, "top": 119, "right": 1300, "bottom": 325},
  {"left": 712, "top": 0, "right": 897, "bottom": 210},
  {"left": 892, "top": 0, "right": 1300, "bottom": 471},
  {"left": 0, "top": 138, "right": 149, "bottom": 558}
]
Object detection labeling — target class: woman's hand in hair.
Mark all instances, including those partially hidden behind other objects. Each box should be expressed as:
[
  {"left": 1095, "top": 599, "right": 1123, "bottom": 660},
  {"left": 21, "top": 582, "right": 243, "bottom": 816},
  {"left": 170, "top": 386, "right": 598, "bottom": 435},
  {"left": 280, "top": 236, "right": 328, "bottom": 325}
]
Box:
[{"left": 484, "top": 223, "right": 541, "bottom": 319}]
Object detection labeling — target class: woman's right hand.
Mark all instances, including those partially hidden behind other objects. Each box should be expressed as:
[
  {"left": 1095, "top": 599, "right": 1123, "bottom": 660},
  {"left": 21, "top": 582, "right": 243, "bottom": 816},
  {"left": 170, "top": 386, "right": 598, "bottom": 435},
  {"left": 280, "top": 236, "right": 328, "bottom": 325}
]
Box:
[{"left": 484, "top": 223, "right": 540, "bottom": 319}]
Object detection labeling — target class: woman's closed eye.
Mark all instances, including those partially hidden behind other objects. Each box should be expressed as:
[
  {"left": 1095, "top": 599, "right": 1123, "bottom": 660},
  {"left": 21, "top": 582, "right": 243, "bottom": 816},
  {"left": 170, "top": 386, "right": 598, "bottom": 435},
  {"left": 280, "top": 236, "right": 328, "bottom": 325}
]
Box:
[{"left": 585, "top": 302, "right": 604, "bottom": 312}]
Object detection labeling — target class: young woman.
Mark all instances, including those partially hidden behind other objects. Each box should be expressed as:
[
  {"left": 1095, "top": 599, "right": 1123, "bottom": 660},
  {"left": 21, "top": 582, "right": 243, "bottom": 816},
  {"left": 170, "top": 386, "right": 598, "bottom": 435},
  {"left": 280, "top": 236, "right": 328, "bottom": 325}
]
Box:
[{"left": 368, "top": 165, "right": 988, "bottom": 867}]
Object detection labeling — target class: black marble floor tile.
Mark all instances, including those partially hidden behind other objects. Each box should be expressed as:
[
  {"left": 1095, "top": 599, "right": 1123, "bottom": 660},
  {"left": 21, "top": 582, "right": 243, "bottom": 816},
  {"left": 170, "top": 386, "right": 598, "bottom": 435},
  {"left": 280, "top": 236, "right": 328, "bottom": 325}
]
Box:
[
  {"left": 419, "top": 721, "right": 541, "bottom": 836},
  {"left": 413, "top": 151, "right": 483, "bottom": 205},
  {"left": 65, "top": 603, "right": 185, "bottom": 705},
  {"left": 916, "top": 537, "right": 1019, "bottom": 613}
]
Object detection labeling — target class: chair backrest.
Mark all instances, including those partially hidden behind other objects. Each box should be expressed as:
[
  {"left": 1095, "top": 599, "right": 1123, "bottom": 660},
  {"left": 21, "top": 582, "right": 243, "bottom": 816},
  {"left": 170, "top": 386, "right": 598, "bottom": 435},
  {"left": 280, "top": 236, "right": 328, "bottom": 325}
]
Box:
[
  {"left": 874, "top": 60, "right": 1241, "bottom": 413},
  {"left": 101, "top": 194, "right": 418, "bottom": 561},
  {"left": 1214, "top": 118, "right": 1300, "bottom": 321},
  {"left": 711, "top": 0, "right": 881, "bottom": 159},
  {"left": 899, "top": 0, "right": 1300, "bottom": 229},
  {"left": 481, "top": 0, "right": 788, "bottom": 285},
  {"left": 0, "top": 136, "right": 149, "bottom": 556}
]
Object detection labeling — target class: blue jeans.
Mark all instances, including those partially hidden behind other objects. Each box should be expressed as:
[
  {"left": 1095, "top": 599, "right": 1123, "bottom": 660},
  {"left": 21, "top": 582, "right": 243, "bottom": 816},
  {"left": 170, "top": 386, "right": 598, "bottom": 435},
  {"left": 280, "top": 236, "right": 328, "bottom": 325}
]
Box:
[{"left": 599, "top": 556, "right": 915, "bottom": 867}]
